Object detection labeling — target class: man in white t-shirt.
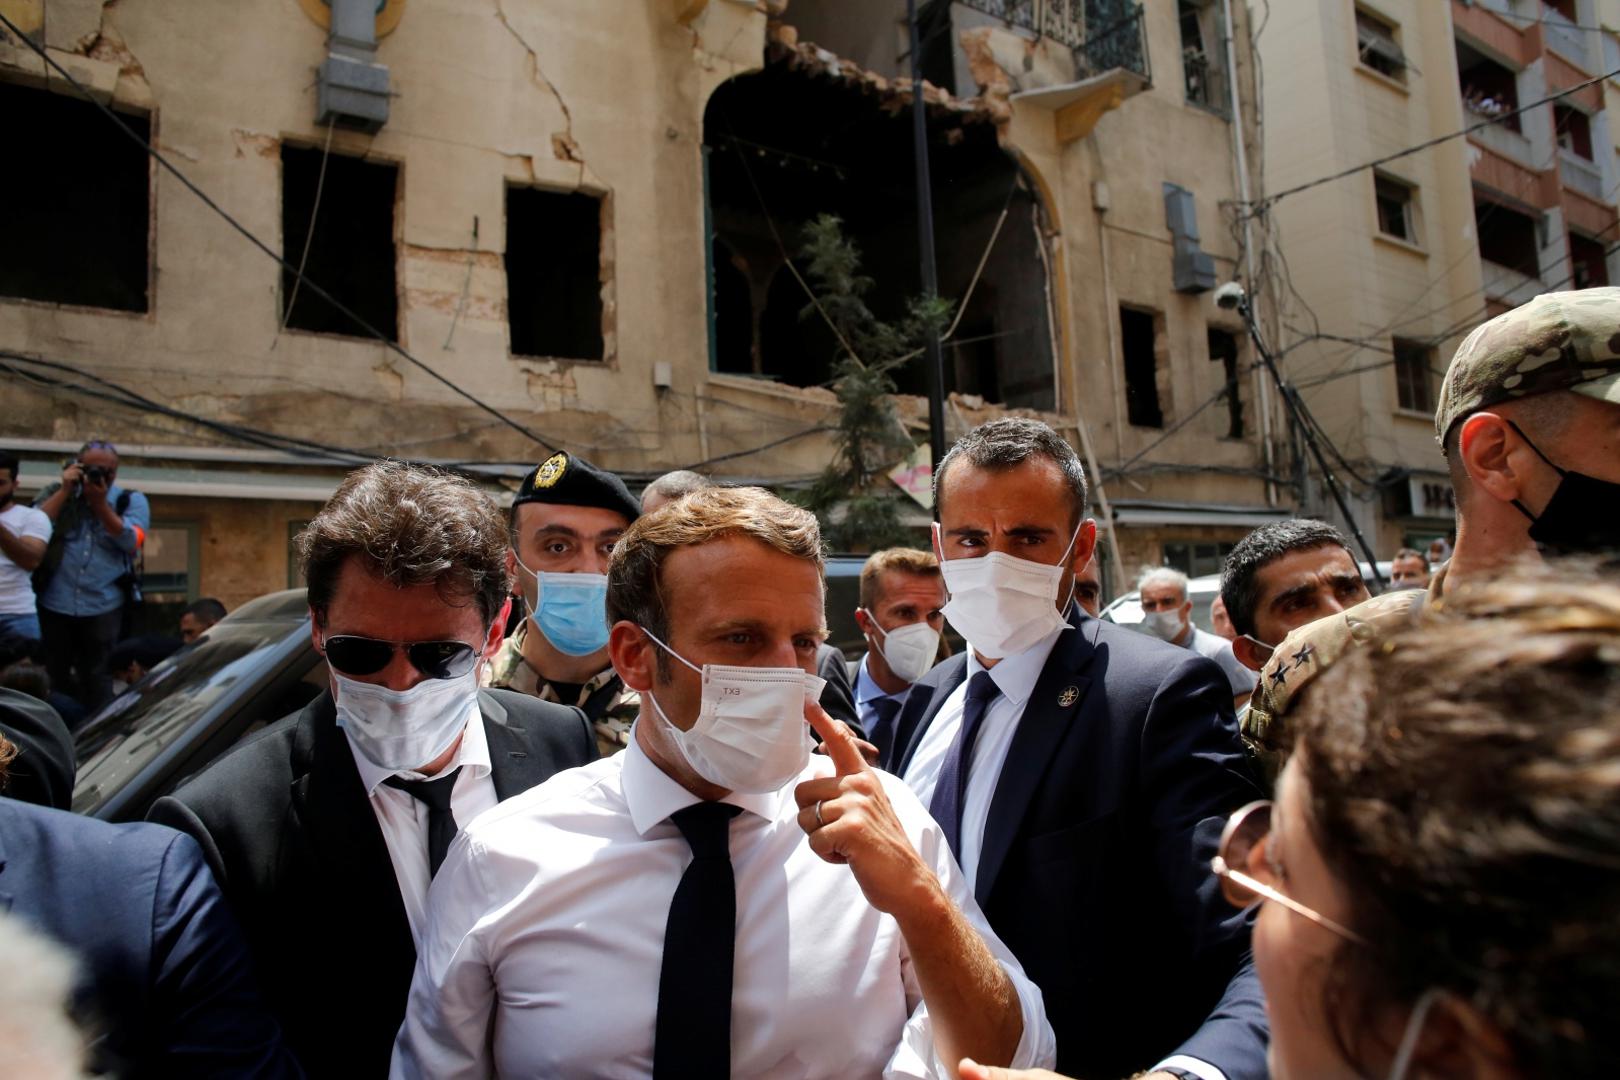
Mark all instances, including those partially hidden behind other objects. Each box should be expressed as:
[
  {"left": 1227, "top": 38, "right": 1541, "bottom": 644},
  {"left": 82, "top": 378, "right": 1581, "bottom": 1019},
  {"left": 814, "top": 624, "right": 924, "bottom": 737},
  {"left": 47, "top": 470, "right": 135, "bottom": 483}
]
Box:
[{"left": 0, "top": 452, "right": 51, "bottom": 642}]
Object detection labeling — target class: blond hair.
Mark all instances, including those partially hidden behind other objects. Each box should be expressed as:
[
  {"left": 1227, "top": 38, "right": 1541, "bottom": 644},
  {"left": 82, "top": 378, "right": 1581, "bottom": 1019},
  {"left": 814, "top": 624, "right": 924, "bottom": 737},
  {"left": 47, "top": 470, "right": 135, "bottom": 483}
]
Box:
[
  {"left": 859, "top": 547, "right": 940, "bottom": 610},
  {"left": 608, "top": 487, "right": 823, "bottom": 667}
]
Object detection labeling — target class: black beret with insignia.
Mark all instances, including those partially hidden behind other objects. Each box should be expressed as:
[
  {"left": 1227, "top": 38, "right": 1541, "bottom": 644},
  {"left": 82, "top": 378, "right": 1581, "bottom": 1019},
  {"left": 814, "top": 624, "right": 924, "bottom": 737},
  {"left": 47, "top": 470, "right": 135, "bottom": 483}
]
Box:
[{"left": 512, "top": 451, "right": 640, "bottom": 522}]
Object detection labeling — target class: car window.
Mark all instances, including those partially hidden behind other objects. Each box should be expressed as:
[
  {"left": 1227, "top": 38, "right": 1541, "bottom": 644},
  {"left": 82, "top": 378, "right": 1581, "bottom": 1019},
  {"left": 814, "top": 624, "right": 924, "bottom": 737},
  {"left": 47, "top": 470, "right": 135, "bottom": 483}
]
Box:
[{"left": 72, "top": 621, "right": 297, "bottom": 814}]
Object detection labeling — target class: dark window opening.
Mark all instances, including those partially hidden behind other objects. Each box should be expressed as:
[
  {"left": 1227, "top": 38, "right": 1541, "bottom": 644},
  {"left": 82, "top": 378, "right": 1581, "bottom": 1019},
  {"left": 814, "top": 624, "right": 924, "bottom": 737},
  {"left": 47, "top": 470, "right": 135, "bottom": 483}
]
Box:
[
  {"left": 1554, "top": 104, "right": 1593, "bottom": 160},
  {"left": 0, "top": 82, "right": 149, "bottom": 312},
  {"left": 281, "top": 146, "right": 398, "bottom": 340},
  {"left": 1121, "top": 307, "right": 1164, "bottom": 428},
  {"left": 1475, "top": 197, "right": 1541, "bottom": 274},
  {"left": 1356, "top": 9, "right": 1406, "bottom": 81},
  {"left": 1375, "top": 175, "right": 1414, "bottom": 241},
  {"left": 1544, "top": 0, "right": 1577, "bottom": 20},
  {"left": 1570, "top": 232, "right": 1610, "bottom": 288},
  {"left": 1179, "top": 0, "right": 1224, "bottom": 112},
  {"left": 1393, "top": 338, "right": 1436, "bottom": 413},
  {"left": 1208, "top": 326, "right": 1244, "bottom": 439},
  {"left": 1456, "top": 40, "right": 1520, "bottom": 132},
  {"left": 1163, "top": 541, "right": 1236, "bottom": 578},
  {"left": 701, "top": 55, "right": 1057, "bottom": 408},
  {"left": 506, "top": 187, "right": 605, "bottom": 360}
]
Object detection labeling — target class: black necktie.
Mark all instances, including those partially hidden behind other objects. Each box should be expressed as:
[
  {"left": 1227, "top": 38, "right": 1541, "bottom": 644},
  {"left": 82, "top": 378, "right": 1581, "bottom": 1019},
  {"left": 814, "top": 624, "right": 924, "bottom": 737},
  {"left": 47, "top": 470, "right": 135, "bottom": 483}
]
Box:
[
  {"left": 928, "top": 671, "right": 1001, "bottom": 857},
  {"left": 384, "top": 767, "right": 461, "bottom": 878},
  {"left": 654, "top": 802, "right": 742, "bottom": 1079},
  {"left": 867, "top": 696, "right": 903, "bottom": 767}
]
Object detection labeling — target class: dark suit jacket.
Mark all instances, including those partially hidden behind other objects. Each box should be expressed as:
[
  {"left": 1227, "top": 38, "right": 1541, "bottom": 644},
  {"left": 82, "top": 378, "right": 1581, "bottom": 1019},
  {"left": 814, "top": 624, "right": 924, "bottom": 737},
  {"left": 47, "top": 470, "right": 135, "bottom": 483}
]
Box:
[
  {"left": 815, "top": 642, "right": 862, "bottom": 736},
  {"left": 0, "top": 686, "right": 75, "bottom": 809},
  {"left": 148, "top": 688, "right": 595, "bottom": 1078},
  {"left": 0, "top": 798, "right": 300, "bottom": 1078},
  {"left": 893, "top": 610, "right": 1268, "bottom": 1079}
]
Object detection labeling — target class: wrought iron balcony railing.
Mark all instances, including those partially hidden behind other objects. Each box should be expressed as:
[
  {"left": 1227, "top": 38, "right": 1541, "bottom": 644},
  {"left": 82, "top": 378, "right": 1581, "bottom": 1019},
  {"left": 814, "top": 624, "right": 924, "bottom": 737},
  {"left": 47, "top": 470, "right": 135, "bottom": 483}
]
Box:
[{"left": 955, "top": 0, "right": 1150, "bottom": 83}]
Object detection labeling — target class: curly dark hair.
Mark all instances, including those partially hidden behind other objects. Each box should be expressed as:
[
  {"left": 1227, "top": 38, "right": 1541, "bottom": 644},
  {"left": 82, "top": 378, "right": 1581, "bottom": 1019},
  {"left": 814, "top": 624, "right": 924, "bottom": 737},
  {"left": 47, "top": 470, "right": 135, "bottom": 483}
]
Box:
[
  {"left": 1291, "top": 566, "right": 1620, "bottom": 1075},
  {"left": 298, "top": 460, "right": 510, "bottom": 626}
]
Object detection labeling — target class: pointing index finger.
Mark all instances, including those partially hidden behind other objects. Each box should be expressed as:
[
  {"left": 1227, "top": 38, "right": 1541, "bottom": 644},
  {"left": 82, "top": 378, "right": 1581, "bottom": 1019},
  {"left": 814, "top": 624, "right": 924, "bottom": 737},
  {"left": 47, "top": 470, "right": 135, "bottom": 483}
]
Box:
[{"left": 804, "top": 701, "right": 868, "bottom": 777}]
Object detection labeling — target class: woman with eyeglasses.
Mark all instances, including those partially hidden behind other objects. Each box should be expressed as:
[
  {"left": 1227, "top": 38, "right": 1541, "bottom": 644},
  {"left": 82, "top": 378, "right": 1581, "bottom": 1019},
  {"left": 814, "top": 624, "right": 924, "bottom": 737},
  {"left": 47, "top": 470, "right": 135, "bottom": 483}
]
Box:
[{"left": 963, "top": 569, "right": 1620, "bottom": 1080}]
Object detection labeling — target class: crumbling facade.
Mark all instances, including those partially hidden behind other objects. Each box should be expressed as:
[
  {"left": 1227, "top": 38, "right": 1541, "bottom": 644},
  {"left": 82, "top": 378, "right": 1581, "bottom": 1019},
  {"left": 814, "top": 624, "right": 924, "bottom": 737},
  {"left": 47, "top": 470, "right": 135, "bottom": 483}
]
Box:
[{"left": 0, "top": 0, "right": 1282, "bottom": 615}]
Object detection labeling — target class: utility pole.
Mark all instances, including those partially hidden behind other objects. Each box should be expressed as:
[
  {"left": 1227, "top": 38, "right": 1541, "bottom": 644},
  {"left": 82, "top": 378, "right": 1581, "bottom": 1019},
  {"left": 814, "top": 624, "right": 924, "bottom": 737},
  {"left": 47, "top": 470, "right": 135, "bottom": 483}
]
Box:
[{"left": 906, "top": 0, "right": 948, "bottom": 466}]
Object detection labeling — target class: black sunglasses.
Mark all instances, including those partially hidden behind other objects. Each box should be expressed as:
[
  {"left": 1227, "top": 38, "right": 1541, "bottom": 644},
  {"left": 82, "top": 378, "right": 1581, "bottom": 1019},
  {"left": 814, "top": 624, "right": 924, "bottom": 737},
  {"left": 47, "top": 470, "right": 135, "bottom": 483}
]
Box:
[{"left": 322, "top": 635, "right": 480, "bottom": 680}]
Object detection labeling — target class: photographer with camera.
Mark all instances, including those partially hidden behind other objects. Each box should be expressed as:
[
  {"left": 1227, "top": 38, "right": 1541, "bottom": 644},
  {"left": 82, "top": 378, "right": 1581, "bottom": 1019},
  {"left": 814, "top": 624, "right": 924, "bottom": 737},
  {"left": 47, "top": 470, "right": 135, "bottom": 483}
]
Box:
[{"left": 33, "top": 440, "right": 148, "bottom": 711}]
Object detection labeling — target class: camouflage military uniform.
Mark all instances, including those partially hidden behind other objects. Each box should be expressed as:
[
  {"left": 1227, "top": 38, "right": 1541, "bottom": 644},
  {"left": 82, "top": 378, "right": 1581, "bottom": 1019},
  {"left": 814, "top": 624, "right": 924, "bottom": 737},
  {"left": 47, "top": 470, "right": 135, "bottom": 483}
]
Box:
[
  {"left": 484, "top": 619, "right": 640, "bottom": 758},
  {"left": 1243, "top": 286, "right": 1620, "bottom": 784},
  {"left": 1242, "top": 567, "right": 1444, "bottom": 785}
]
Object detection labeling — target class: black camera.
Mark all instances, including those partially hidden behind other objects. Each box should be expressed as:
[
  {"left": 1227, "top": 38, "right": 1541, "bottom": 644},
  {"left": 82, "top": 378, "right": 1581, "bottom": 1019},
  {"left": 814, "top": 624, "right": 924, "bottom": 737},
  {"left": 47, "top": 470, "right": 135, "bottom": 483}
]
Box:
[{"left": 79, "top": 463, "right": 113, "bottom": 486}]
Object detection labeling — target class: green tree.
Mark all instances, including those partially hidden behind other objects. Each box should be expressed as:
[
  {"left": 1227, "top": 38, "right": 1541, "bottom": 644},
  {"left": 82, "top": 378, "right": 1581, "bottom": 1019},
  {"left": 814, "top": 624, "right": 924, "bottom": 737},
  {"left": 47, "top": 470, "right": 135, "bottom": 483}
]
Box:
[{"left": 794, "top": 214, "right": 949, "bottom": 551}]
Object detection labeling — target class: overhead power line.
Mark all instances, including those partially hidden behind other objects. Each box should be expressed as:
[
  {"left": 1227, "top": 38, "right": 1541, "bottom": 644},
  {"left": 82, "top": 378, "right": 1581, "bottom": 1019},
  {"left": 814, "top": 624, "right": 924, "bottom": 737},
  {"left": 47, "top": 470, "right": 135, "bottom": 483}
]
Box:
[
  {"left": 0, "top": 10, "right": 559, "bottom": 456},
  {"left": 1256, "top": 65, "right": 1620, "bottom": 211}
]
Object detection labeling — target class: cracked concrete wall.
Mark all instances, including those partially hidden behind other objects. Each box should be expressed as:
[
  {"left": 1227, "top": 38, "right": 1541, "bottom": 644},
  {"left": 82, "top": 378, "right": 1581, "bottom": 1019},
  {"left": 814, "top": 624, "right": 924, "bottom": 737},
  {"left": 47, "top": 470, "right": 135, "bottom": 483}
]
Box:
[{"left": 0, "top": 0, "right": 862, "bottom": 483}]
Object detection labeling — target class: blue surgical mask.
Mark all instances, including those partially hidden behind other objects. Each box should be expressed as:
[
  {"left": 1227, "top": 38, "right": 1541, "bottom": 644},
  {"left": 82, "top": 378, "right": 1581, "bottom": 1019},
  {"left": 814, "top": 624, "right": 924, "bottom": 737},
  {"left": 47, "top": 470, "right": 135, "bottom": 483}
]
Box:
[{"left": 521, "top": 560, "right": 612, "bottom": 656}]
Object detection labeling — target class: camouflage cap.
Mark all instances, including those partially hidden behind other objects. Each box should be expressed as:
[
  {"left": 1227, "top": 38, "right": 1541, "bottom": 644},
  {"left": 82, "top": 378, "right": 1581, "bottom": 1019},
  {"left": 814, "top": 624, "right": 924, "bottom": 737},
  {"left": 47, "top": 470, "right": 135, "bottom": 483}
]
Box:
[{"left": 1435, "top": 287, "right": 1620, "bottom": 448}]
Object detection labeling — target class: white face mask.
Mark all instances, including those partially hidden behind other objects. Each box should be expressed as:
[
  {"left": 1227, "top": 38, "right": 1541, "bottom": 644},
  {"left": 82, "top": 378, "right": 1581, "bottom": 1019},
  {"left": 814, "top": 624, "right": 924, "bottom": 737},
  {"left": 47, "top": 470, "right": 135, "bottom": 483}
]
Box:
[
  {"left": 332, "top": 667, "right": 480, "bottom": 773},
  {"left": 861, "top": 610, "right": 940, "bottom": 684},
  {"left": 640, "top": 626, "right": 824, "bottom": 793},
  {"left": 1142, "top": 608, "right": 1186, "bottom": 642},
  {"left": 934, "top": 521, "right": 1081, "bottom": 660}
]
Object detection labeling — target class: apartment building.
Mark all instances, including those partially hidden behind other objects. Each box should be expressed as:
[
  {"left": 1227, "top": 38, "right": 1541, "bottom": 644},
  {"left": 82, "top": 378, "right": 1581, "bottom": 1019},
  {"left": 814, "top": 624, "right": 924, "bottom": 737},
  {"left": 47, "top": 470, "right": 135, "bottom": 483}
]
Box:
[
  {"left": 0, "top": 0, "right": 1280, "bottom": 615},
  {"left": 1259, "top": 0, "right": 1620, "bottom": 555}
]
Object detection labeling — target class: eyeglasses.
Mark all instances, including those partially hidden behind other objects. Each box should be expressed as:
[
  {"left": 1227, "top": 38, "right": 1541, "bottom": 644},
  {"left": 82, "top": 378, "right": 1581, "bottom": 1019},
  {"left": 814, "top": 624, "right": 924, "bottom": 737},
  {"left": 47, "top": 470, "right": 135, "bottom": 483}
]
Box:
[
  {"left": 1211, "top": 800, "right": 1368, "bottom": 947},
  {"left": 321, "top": 635, "right": 480, "bottom": 680}
]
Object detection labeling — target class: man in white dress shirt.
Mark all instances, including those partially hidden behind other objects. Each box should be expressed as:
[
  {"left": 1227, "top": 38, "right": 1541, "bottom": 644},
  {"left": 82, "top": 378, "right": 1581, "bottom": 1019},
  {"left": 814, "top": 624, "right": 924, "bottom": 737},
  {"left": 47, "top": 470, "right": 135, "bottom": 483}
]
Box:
[
  {"left": 853, "top": 547, "right": 948, "bottom": 767},
  {"left": 395, "top": 485, "right": 1055, "bottom": 1079}
]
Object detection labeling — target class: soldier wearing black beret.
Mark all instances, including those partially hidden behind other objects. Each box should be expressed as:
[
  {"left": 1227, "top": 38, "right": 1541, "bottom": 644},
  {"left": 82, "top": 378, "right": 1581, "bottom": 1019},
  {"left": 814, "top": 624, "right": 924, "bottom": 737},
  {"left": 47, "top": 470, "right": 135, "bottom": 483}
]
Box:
[{"left": 485, "top": 451, "right": 642, "bottom": 755}]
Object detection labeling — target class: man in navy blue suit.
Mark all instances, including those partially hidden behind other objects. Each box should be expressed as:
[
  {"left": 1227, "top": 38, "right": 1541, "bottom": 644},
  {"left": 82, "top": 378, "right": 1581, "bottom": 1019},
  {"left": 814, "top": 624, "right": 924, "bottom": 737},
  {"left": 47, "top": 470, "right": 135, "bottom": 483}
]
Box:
[
  {"left": 0, "top": 738, "right": 299, "bottom": 1079},
  {"left": 892, "top": 418, "right": 1266, "bottom": 1080}
]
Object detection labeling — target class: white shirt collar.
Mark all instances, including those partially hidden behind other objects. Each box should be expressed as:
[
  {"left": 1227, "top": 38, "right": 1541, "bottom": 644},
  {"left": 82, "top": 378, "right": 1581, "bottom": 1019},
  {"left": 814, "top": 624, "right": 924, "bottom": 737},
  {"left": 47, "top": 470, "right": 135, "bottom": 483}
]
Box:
[
  {"left": 854, "top": 654, "right": 906, "bottom": 706},
  {"left": 967, "top": 623, "right": 1069, "bottom": 708},
  {"left": 622, "top": 726, "right": 784, "bottom": 836},
  {"left": 347, "top": 699, "right": 492, "bottom": 797}
]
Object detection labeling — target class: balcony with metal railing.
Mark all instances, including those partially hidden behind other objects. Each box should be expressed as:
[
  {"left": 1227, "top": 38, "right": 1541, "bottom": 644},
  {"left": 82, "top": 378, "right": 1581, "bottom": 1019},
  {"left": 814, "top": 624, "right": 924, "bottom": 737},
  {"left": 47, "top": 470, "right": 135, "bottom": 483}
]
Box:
[{"left": 955, "top": 0, "right": 1150, "bottom": 82}]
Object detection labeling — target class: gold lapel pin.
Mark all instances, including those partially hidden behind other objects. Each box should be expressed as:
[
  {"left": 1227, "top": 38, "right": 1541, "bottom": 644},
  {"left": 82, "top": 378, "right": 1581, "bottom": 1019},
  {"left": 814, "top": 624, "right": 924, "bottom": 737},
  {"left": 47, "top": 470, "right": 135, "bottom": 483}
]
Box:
[{"left": 1057, "top": 685, "right": 1079, "bottom": 708}]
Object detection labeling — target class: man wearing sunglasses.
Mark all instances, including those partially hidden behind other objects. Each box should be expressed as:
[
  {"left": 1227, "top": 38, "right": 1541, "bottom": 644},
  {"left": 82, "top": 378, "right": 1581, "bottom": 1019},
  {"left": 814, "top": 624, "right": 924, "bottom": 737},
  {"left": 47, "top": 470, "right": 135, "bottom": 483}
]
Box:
[
  {"left": 150, "top": 461, "right": 597, "bottom": 1078},
  {"left": 483, "top": 450, "right": 642, "bottom": 756}
]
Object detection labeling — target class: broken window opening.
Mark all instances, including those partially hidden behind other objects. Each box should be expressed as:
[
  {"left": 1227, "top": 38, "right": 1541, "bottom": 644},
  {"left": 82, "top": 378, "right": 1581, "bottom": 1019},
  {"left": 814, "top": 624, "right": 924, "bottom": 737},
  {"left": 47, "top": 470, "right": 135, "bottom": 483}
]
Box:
[
  {"left": 507, "top": 187, "right": 605, "bottom": 361},
  {"left": 1569, "top": 231, "right": 1610, "bottom": 288},
  {"left": 1207, "top": 326, "right": 1244, "bottom": 439},
  {"left": 1375, "top": 175, "right": 1415, "bottom": 242},
  {"left": 1455, "top": 40, "right": 1520, "bottom": 132},
  {"left": 280, "top": 145, "right": 399, "bottom": 341},
  {"left": 1475, "top": 196, "right": 1541, "bottom": 276},
  {"left": 1554, "top": 104, "right": 1593, "bottom": 161},
  {"left": 0, "top": 81, "right": 150, "bottom": 312},
  {"left": 1355, "top": 8, "right": 1406, "bottom": 82},
  {"left": 1392, "top": 338, "right": 1436, "bottom": 413},
  {"left": 701, "top": 50, "right": 1058, "bottom": 410},
  {"left": 1120, "top": 306, "right": 1164, "bottom": 429}
]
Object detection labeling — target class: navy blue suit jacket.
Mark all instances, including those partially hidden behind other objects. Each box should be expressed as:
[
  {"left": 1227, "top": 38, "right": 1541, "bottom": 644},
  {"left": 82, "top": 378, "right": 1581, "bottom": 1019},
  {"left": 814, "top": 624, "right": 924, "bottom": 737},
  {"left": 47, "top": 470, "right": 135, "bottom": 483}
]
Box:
[
  {"left": 892, "top": 610, "right": 1268, "bottom": 1079},
  {"left": 0, "top": 797, "right": 300, "bottom": 1078}
]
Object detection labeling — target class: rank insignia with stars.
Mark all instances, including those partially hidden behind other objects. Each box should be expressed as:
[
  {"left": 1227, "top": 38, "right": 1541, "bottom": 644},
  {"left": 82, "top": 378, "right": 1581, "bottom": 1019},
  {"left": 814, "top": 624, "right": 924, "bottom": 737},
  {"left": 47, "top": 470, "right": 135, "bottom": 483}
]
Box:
[
  {"left": 1290, "top": 643, "right": 1316, "bottom": 670},
  {"left": 1057, "top": 685, "right": 1080, "bottom": 708},
  {"left": 1270, "top": 664, "right": 1289, "bottom": 687}
]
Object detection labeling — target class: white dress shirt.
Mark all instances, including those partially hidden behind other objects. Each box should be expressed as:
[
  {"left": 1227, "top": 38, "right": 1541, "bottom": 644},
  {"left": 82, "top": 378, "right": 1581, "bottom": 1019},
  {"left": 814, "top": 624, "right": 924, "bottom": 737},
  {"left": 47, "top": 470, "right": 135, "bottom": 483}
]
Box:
[
  {"left": 899, "top": 625, "right": 1067, "bottom": 890},
  {"left": 346, "top": 706, "right": 497, "bottom": 946},
  {"left": 855, "top": 653, "right": 911, "bottom": 737},
  {"left": 392, "top": 733, "right": 1057, "bottom": 1079},
  {"left": 900, "top": 627, "right": 1230, "bottom": 1080}
]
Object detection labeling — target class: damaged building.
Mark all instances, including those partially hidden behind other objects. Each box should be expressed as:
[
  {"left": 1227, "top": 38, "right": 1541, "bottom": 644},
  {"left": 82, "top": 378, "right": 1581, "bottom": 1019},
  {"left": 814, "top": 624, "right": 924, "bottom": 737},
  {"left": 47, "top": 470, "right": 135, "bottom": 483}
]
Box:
[{"left": 0, "top": 0, "right": 1285, "bottom": 617}]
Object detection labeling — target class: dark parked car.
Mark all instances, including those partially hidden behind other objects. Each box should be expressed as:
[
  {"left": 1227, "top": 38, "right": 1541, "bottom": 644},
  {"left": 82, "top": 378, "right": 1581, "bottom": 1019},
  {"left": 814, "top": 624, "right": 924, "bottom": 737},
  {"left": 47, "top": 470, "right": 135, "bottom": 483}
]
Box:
[{"left": 73, "top": 589, "right": 326, "bottom": 822}]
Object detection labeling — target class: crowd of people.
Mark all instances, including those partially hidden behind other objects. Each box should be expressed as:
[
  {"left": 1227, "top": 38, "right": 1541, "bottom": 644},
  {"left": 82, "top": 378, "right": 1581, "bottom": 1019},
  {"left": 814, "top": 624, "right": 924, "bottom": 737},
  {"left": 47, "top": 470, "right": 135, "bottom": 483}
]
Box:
[{"left": 0, "top": 288, "right": 1616, "bottom": 1078}]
